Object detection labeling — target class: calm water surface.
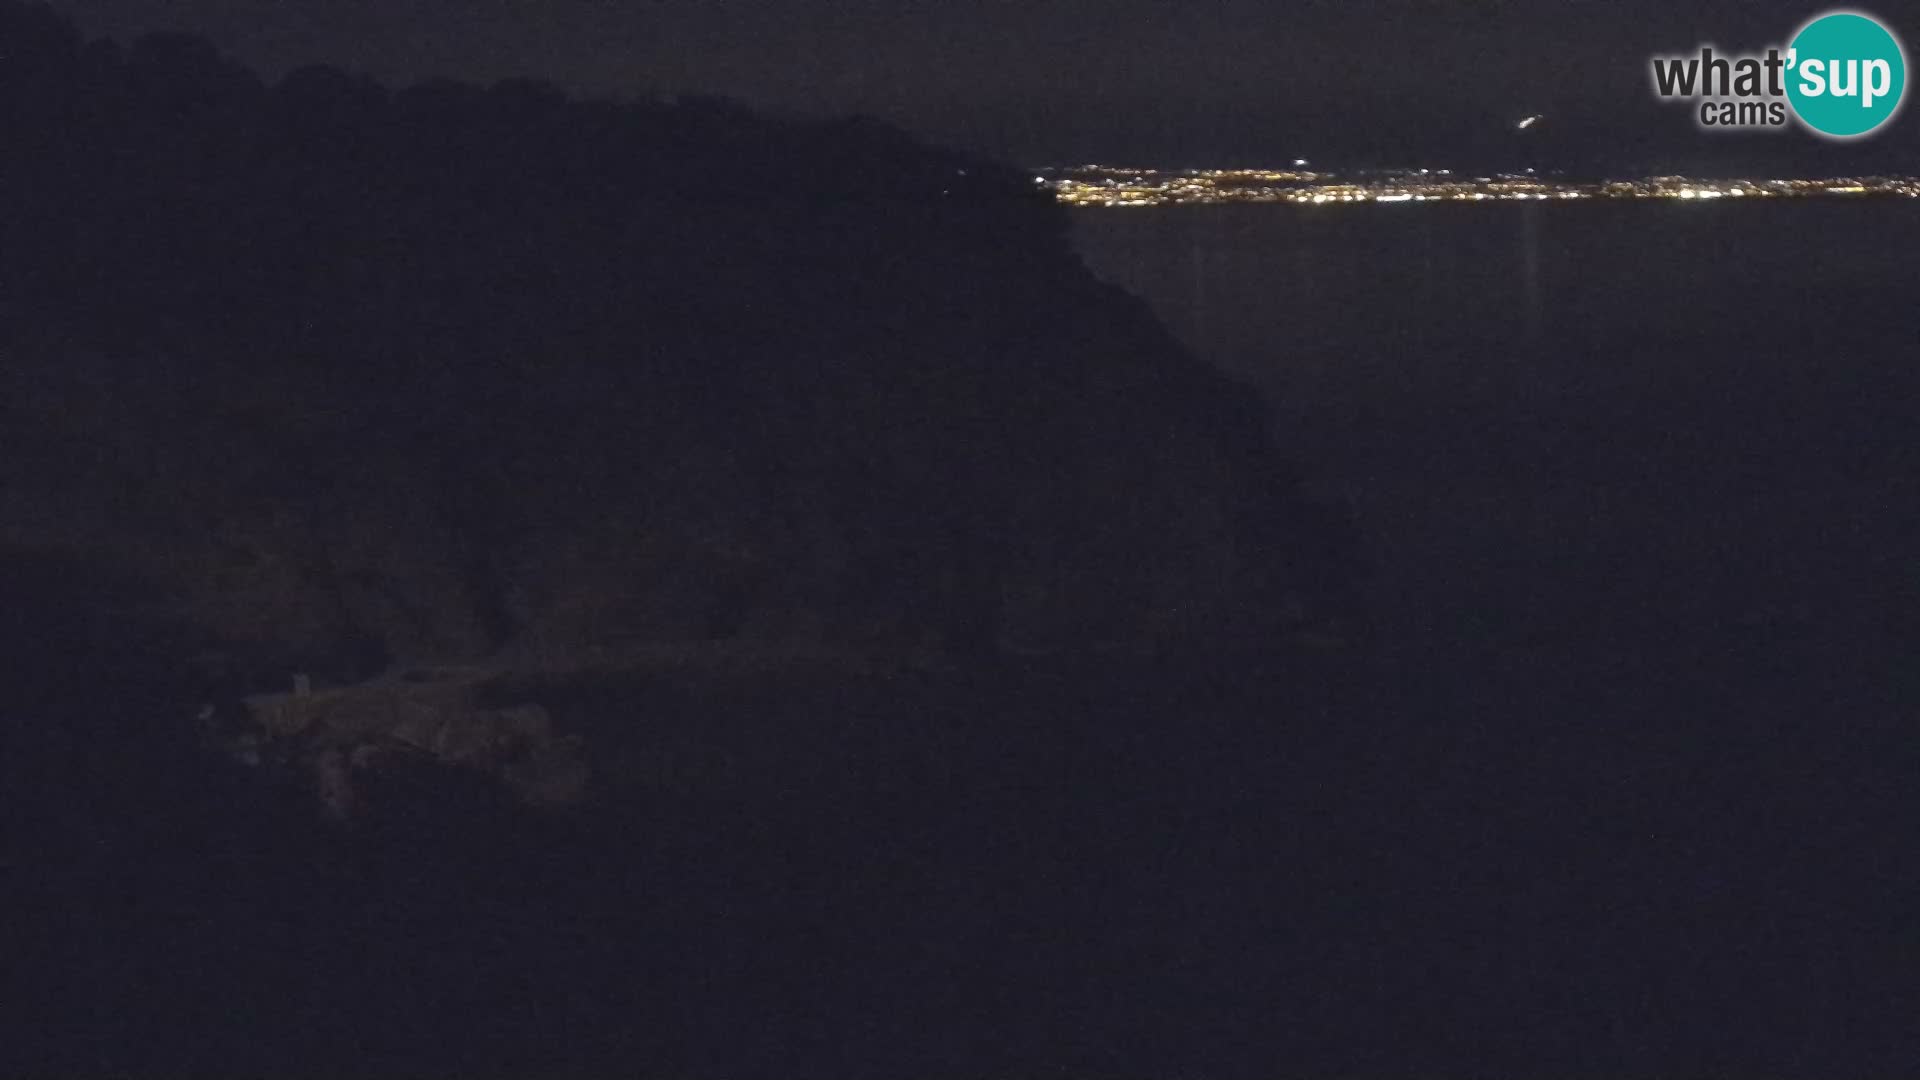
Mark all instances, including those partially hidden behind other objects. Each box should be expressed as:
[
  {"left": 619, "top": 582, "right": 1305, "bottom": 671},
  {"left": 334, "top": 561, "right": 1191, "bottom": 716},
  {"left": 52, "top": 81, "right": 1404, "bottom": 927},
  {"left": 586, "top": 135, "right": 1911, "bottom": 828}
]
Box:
[
  {"left": 1076, "top": 201, "right": 1920, "bottom": 706},
  {"left": 1069, "top": 204, "right": 1920, "bottom": 1064}
]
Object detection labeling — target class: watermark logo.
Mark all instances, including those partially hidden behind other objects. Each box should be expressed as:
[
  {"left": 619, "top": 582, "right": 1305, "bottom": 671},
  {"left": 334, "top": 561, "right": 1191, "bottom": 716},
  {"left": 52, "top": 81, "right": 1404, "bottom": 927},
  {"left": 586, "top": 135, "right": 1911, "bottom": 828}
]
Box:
[{"left": 1650, "top": 9, "right": 1907, "bottom": 139}]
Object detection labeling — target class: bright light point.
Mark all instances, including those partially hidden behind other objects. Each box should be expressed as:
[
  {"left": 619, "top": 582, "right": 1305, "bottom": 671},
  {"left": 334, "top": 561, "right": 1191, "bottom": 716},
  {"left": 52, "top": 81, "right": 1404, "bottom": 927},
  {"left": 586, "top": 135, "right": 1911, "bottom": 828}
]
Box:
[
  {"left": 1517, "top": 114, "right": 1544, "bottom": 130},
  {"left": 1292, "top": 158, "right": 1309, "bottom": 167}
]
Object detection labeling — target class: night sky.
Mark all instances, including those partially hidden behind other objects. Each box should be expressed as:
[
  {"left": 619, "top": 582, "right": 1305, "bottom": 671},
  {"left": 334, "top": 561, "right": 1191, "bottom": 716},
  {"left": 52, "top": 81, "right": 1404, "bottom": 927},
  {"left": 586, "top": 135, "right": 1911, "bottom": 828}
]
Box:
[{"left": 46, "top": 1, "right": 1920, "bottom": 170}]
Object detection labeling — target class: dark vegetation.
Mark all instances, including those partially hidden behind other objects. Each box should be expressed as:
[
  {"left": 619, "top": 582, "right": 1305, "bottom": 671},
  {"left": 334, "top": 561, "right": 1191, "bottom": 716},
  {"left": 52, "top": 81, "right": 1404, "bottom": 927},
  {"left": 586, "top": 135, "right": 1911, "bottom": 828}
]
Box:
[
  {"left": 0, "top": 3, "right": 1384, "bottom": 1075},
  {"left": 1, "top": 1, "right": 1356, "bottom": 682}
]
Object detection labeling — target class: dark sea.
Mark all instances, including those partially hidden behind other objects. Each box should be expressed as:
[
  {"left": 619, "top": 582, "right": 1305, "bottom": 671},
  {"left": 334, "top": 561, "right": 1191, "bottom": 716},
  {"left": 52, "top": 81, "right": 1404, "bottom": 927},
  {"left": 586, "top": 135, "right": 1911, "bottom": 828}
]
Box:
[
  {"left": 1076, "top": 199, "right": 1919, "bottom": 702},
  {"left": 1071, "top": 199, "right": 1920, "bottom": 1069}
]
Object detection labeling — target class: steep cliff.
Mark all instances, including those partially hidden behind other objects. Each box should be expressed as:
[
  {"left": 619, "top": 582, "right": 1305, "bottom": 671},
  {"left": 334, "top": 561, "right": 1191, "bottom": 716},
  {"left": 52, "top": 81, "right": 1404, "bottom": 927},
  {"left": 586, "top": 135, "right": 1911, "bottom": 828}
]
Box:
[{"left": 0, "top": 1, "right": 1356, "bottom": 688}]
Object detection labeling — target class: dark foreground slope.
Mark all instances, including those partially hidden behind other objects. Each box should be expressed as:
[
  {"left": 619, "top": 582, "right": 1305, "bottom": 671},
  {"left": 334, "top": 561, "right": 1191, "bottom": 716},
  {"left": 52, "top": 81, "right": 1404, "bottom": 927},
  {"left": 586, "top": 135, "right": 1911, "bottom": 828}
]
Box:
[{"left": 4, "top": 560, "right": 1372, "bottom": 1077}]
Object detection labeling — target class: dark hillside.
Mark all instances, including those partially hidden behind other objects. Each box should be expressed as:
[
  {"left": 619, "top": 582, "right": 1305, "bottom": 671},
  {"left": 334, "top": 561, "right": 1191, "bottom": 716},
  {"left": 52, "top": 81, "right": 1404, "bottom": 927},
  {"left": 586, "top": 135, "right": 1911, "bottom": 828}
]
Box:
[
  {"left": 1, "top": 4, "right": 1368, "bottom": 1075},
  {"left": 1, "top": 1, "right": 1354, "bottom": 679}
]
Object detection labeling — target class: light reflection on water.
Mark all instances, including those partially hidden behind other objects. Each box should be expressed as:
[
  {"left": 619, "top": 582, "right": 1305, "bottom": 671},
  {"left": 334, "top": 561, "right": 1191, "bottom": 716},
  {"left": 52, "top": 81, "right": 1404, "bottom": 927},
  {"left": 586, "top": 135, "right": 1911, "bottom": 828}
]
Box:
[
  {"left": 1072, "top": 200, "right": 1920, "bottom": 701},
  {"left": 1072, "top": 200, "right": 1916, "bottom": 464}
]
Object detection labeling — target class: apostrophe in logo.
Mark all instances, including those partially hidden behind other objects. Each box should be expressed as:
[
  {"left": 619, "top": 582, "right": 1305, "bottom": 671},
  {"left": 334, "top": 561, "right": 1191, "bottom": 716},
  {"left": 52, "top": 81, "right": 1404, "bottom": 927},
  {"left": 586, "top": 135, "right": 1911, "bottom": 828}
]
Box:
[{"left": 1785, "top": 11, "right": 1907, "bottom": 138}]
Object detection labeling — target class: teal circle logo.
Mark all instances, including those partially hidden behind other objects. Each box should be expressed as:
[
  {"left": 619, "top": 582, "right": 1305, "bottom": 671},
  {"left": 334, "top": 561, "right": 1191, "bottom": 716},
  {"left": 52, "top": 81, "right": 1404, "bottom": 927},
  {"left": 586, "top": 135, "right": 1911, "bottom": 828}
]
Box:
[{"left": 1786, "top": 11, "right": 1907, "bottom": 138}]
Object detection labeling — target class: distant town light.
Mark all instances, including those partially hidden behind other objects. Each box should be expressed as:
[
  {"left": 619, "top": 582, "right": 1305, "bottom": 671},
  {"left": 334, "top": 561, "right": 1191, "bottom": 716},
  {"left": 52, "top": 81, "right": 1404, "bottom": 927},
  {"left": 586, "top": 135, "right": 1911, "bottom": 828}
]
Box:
[{"left": 1041, "top": 164, "right": 1920, "bottom": 208}]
